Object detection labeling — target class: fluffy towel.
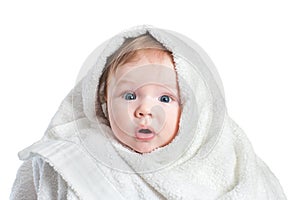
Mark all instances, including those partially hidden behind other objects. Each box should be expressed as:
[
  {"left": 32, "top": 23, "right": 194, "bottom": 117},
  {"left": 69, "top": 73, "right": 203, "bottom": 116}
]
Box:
[{"left": 11, "top": 25, "right": 286, "bottom": 200}]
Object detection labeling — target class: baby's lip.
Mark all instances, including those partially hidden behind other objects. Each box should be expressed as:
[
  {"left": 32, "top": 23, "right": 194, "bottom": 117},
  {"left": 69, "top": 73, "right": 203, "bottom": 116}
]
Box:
[
  {"left": 135, "top": 126, "right": 156, "bottom": 140},
  {"left": 136, "top": 126, "right": 155, "bottom": 134}
]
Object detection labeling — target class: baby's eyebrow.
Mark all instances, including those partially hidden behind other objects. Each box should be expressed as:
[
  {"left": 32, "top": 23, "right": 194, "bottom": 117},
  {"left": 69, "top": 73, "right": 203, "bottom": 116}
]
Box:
[
  {"left": 116, "top": 78, "right": 179, "bottom": 95},
  {"left": 166, "top": 84, "right": 179, "bottom": 92},
  {"left": 116, "top": 79, "right": 136, "bottom": 86},
  {"left": 118, "top": 79, "right": 177, "bottom": 88}
]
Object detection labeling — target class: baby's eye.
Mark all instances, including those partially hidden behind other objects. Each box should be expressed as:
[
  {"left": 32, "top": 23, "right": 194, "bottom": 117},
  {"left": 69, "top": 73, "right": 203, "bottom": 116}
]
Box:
[
  {"left": 123, "top": 92, "right": 136, "bottom": 100},
  {"left": 159, "top": 95, "right": 172, "bottom": 103}
]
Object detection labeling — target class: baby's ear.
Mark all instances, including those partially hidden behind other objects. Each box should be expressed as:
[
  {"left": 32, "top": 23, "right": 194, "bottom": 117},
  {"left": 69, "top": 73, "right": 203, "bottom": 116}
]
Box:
[
  {"left": 103, "top": 91, "right": 108, "bottom": 101},
  {"left": 99, "top": 88, "right": 107, "bottom": 102}
]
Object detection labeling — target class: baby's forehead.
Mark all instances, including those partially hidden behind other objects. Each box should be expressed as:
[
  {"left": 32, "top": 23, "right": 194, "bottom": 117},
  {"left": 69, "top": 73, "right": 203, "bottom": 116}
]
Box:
[
  {"left": 109, "top": 47, "right": 174, "bottom": 76},
  {"left": 106, "top": 49, "right": 178, "bottom": 91},
  {"left": 121, "top": 49, "right": 174, "bottom": 68},
  {"left": 118, "top": 64, "right": 177, "bottom": 84}
]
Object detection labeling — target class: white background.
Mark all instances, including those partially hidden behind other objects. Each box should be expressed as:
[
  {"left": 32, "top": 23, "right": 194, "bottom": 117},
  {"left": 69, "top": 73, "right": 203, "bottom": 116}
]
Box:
[{"left": 1, "top": 0, "right": 299, "bottom": 199}]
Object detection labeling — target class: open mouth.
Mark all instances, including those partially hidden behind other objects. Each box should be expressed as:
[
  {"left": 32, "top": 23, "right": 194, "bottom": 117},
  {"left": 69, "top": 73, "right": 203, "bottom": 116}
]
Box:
[
  {"left": 138, "top": 129, "right": 152, "bottom": 134},
  {"left": 135, "top": 128, "right": 155, "bottom": 140}
]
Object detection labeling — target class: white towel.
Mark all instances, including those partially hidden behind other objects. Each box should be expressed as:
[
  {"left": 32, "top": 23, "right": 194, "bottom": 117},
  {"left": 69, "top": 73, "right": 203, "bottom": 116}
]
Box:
[{"left": 11, "top": 25, "right": 286, "bottom": 200}]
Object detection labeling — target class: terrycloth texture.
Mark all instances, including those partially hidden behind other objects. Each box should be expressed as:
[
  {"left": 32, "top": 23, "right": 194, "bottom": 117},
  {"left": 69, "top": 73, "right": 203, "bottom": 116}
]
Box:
[
  {"left": 10, "top": 158, "right": 78, "bottom": 200},
  {"left": 11, "top": 25, "right": 286, "bottom": 200}
]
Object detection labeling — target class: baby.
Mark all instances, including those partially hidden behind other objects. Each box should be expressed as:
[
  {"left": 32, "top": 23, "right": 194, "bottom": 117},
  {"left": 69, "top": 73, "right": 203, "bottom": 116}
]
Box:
[
  {"left": 100, "top": 35, "right": 181, "bottom": 153},
  {"left": 10, "top": 25, "right": 286, "bottom": 200}
]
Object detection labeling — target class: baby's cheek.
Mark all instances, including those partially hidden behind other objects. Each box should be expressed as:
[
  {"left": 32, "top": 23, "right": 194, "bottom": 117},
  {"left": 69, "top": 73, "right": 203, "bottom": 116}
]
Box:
[
  {"left": 168, "top": 105, "right": 181, "bottom": 125},
  {"left": 109, "top": 100, "right": 129, "bottom": 123}
]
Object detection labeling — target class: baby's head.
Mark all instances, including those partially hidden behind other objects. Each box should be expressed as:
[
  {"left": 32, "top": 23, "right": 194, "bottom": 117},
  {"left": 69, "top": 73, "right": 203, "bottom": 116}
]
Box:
[{"left": 98, "top": 34, "right": 181, "bottom": 153}]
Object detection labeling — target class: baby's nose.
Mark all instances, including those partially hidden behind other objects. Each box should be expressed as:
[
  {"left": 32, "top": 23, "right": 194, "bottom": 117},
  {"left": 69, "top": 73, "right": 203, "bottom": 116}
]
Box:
[{"left": 134, "top": 101, "right": 153, "bottom": 118}]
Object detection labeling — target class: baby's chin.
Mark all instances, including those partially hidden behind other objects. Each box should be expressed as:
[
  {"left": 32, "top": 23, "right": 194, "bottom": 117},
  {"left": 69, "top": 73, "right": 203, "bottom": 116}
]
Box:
[{"left": 129, "top": 142, "right": 160, "bottom": 154}]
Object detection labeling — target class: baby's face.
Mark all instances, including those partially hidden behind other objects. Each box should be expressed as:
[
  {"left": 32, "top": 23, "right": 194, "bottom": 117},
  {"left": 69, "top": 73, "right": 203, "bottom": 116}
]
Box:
[{"left": 106, "top": 50, "right": 181, "bottom": 153}]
